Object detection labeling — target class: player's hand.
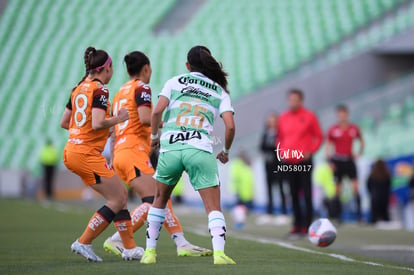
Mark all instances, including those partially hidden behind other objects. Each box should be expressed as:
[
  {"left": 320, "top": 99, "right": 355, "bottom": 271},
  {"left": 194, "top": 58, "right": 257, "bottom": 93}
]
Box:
[
  {"left": 216, "top": 151, "right": 229, "bottom": 164},
  {"left": 151, "top": 138, "right": 160, "bottom": 150},
  {"left": 117, "top": 108, "right": 129, "bottom": 122}
]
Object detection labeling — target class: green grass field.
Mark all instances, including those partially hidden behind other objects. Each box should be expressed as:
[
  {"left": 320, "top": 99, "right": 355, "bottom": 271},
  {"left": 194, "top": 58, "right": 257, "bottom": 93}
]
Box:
[{"left": 0, "top": 199, "right": 413, "bottom": 275}]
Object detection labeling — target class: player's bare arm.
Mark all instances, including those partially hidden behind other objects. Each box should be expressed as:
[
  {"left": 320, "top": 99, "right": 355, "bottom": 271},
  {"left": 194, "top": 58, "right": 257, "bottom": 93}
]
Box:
[
  {"left": 138, "top": 105, "right": 151, "bottom": 126},
  {"left": 150, "top": 96, "right": 169, "bottom": 148},
  {"left": 92, "top": 108, "right": 129, "bottom": 130},
  {"left": 60, "top": 108, "right": 72, "bottom": 130},
  {"left": 217, "top": 111, "right": 235, "bottom": 164}
]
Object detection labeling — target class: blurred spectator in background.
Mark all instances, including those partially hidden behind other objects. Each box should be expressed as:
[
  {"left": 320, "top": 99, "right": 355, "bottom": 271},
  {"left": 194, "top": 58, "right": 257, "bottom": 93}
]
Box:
[
  {"left": 410, "top": 171, "right": 414, "bottom": 202},
  {"left": 367, "top": 159, "right": 391, "bottom": 224},
  {"left": 260, "top": 112, "right": 287, "bottom": 215},
  {"left": 230, "top": 150, "right": 254, "bottom": 229},
  {"left": 277, "top": 89, "right": 323, "bottom": 237},
  {"left": 39, "top": 139, "right": 59, "bottom": 200},
  {"left": 230, "top": 150, "right": 254, "bottom": 209},
  {"left": 313, "top": 162, "right": 336, "bottom": 219},
  {"left": 326, "top": 105, "right": 364, "bottom": 222}
]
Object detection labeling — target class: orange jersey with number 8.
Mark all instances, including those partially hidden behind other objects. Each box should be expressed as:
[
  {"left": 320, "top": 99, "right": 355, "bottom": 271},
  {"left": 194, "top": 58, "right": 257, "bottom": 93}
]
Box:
[
  {"left": 64, "top": 79, "right": 111, "bottom": 155},
  {"left": 112, "top": 79, "right": 152, "bottom": 154}
]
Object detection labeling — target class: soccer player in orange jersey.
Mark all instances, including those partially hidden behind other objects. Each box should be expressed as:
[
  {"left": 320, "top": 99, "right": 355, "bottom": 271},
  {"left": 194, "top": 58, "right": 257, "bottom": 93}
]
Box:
[
  {"left": 103, "top": 51, "right": 211, "bottom": 257},
  {"left": 60, "top": 47, "right": 143, "bottom": 262}
]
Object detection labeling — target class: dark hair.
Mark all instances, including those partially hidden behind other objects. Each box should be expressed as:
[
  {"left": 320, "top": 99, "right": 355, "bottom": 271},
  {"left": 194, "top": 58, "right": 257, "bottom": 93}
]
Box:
[
  {"left": 72, "top": 46, "right": 109, "bottom": 91},
  {"left": 288, "top": 88, "right": 304, "bottom": 100},
  {"left": 124, "top": 51, "right": 150, "bottom": 76},
  {"left": 336, "top": 104, "right": 348, "bottom": 112},
  {"left": 370, "top": 159, "right": 391, "bottom": 182},
  {"left": 187, "top": 45, "right": 229, "bottom": 93}
]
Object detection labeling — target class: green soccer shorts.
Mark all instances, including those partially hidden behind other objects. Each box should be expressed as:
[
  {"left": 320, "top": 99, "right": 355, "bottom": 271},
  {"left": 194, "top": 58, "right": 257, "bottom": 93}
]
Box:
[{"left": 154, "top": 148, "right": 220, "bottom": 191}]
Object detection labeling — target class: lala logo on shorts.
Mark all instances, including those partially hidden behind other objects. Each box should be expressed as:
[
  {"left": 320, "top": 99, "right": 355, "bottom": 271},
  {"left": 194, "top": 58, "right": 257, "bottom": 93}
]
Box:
[{"left": 169, "top": 130, "right": 201, "bottom": 144}]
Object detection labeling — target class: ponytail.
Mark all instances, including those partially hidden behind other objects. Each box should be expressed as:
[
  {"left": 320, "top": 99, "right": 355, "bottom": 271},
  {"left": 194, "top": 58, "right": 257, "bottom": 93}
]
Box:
[
  {"left": 187, "top": 46, "right": 229, "bottom": 93},
  {"left": 71, "top": 46, "right": 109, "bottom": 92}
]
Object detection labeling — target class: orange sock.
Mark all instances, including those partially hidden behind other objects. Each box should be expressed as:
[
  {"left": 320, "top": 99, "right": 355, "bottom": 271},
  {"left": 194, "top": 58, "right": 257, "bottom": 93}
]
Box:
[
  {"left": 163, "top": 199, "right": 183, "bottom": 235},
  {"left": 130, "top": 202, "right": 151, "bottom": 233},
  {"left": 114, "top": 209, "right": 136, "bottom": 249},
  {"left": 79, "top": 205, "right": 115, "bottom": 244}
]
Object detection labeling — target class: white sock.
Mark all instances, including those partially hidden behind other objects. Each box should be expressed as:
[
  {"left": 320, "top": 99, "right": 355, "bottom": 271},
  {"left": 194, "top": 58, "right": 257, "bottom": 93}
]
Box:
[
  {"left": 208, "top": 211, "right": 226, "bottom": 252},
  {"left": 146, "top": 207, "right": 165, "bottom": 249},
  {"left": 110, "top": 231, "right": 122, "bottom": 242},
  {"left": 171, "top": 232, "right": 190, "bottom": 248}
]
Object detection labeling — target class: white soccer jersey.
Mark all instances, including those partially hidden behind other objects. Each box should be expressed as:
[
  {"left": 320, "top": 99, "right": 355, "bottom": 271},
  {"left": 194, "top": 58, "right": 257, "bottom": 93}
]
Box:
[{"left": 158, "top": 72, "right": 234, "bottom": 153}]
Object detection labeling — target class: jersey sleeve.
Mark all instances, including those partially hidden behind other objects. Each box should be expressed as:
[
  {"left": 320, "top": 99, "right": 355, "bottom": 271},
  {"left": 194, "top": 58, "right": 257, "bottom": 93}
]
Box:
[
  {"left": 92, "top": 87, "right": 109, "bottom": 110},
  {"left": 65, "top": 95, "right": 72, "bottom": 110},
  {"left": 219, "top": 92, "right": 234, "bottom": 116},
  {"left": 159, "top": 79, "right": 172, "bottom": 100},
  {"left": 135, "top": 84, "right": 152, "bottom": 108}
]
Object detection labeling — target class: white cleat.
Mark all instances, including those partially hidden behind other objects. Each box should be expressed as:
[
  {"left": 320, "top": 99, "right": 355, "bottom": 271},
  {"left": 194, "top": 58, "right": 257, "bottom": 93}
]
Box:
[
  {"left": 71, "top": 240, "right": 102, "bottom": 262},
  {"left": 177, "top": 243, "right": 213, "bottom": 257},
  {"left": 103, "top": 237, "right": 124, "bottom": 257},
  {"left": 122, "top": 246, "right": 145, "bottom": 261}
]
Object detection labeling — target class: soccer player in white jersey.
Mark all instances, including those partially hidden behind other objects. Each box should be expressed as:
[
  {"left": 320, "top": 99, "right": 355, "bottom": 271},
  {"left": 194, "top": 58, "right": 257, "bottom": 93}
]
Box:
[{"left": 140, "top": 45, "right": 236, "bottom": 265}]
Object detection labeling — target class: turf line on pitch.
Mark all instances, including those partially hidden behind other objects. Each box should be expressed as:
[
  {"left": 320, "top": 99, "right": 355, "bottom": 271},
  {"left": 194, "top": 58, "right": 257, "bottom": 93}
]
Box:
[{"left": 188, "top": 227, "right": 414, "bottom": 273}]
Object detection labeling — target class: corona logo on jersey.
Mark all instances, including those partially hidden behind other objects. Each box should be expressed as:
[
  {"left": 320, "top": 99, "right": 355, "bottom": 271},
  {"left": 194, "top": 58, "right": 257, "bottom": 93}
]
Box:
[{"left": 178, "top": 75, "right": 218, "bottom": 91}]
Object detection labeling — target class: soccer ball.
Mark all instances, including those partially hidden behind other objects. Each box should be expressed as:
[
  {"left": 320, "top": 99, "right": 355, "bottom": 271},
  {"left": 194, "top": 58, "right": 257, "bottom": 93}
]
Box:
[{"left": 308, "top": 218, "right": 337, "bottom": 247}]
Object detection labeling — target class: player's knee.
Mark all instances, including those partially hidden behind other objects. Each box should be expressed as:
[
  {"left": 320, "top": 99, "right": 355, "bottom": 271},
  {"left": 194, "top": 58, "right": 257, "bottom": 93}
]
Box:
[{"left": 109, "top": 186, "right": 128, "bottom": 211}]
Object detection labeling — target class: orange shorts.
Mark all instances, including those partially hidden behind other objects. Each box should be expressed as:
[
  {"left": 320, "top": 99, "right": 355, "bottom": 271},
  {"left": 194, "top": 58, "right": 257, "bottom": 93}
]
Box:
[
  {"left": 63, "top": 149, "right": 114, "bottom": 186},
  {"left": 113, "top": 148, "right": 155, "bottom": 184}
]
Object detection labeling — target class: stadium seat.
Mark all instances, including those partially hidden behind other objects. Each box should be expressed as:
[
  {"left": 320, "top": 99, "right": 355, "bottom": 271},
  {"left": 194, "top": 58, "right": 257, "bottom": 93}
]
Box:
[{"left": 0, "top": 0, "right": 409, "bottom": 172}]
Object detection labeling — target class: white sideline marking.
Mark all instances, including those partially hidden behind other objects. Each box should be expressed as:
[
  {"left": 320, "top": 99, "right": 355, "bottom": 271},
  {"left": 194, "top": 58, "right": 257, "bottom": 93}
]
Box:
[
  {"left": 362, "top": 245, "right": 414, "bottom": 252},
  {"left": 188, "top": 228, "right": 414, "bottom": 272}
]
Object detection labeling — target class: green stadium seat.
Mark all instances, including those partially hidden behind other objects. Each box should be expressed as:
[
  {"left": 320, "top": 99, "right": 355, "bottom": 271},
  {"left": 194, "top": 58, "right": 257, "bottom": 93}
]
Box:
[{"left": 0, "top": 0, "right": 407, "bottom": 172}]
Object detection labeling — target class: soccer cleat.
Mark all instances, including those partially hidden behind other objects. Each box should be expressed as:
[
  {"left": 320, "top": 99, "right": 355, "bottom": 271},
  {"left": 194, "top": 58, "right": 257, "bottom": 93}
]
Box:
[
  {"left": 213, "top": 250, "right": 236, "bottom": 265},
  {"left": 71, "top": 239, "right": 102, "bottom": 262},
  {"left": 103, "top": 237, "right": 124, "bottom": 257},
  {"left": 122, "top": 246, "right": 145, "bottom": 261},
  {"left": 140, "top": 248, "right": 157, "bottom": 264},
  {"left": 177, "top": 244, "right": 213, "bottom": 257}
]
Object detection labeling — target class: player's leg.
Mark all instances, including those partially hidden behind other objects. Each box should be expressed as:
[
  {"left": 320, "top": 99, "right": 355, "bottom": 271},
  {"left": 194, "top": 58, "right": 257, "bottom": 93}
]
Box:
[
  {"left": 184, "top": 149, "right": 235, "bottom": 265},
  {"left": 104, "top": 150, "right": 155, "bottom": 256},
  {"left": 302, "top": 160, "right": 313, "bottom": 232},
  {"left": 349, "top": 160, "right": 361, "bottom": 222},
  {"left": 63, "top": 152, "right": 122, "bottom": 262},
  {"left": 265, "top": 162, "right": 274, "bottom": 214},
  {"left": 163, "top": 199, "right": 212, "bottom": 256},
  {"left": 197, "top": 186, "right": 235, "bottom": 264},
  {"left": 288, "top": 172, "right": 302, "bottom": 236},
  {"left": 141, "top": 151, "right": 183, "bottom": 264},
  {"left": 332, "top": 160, "right": 343, "bottom": 222},
  {"left": 277, "top": 172, "right": 288, "bottom": 215},
  {"left": 140, "top": 180, "right": 175, "bottom": 264},
  {"left": 91, "top": 174, "right": 143, "bottom": 260},
  {"left": 107, "top": 149, "right": 210, "bottom": 257}
]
